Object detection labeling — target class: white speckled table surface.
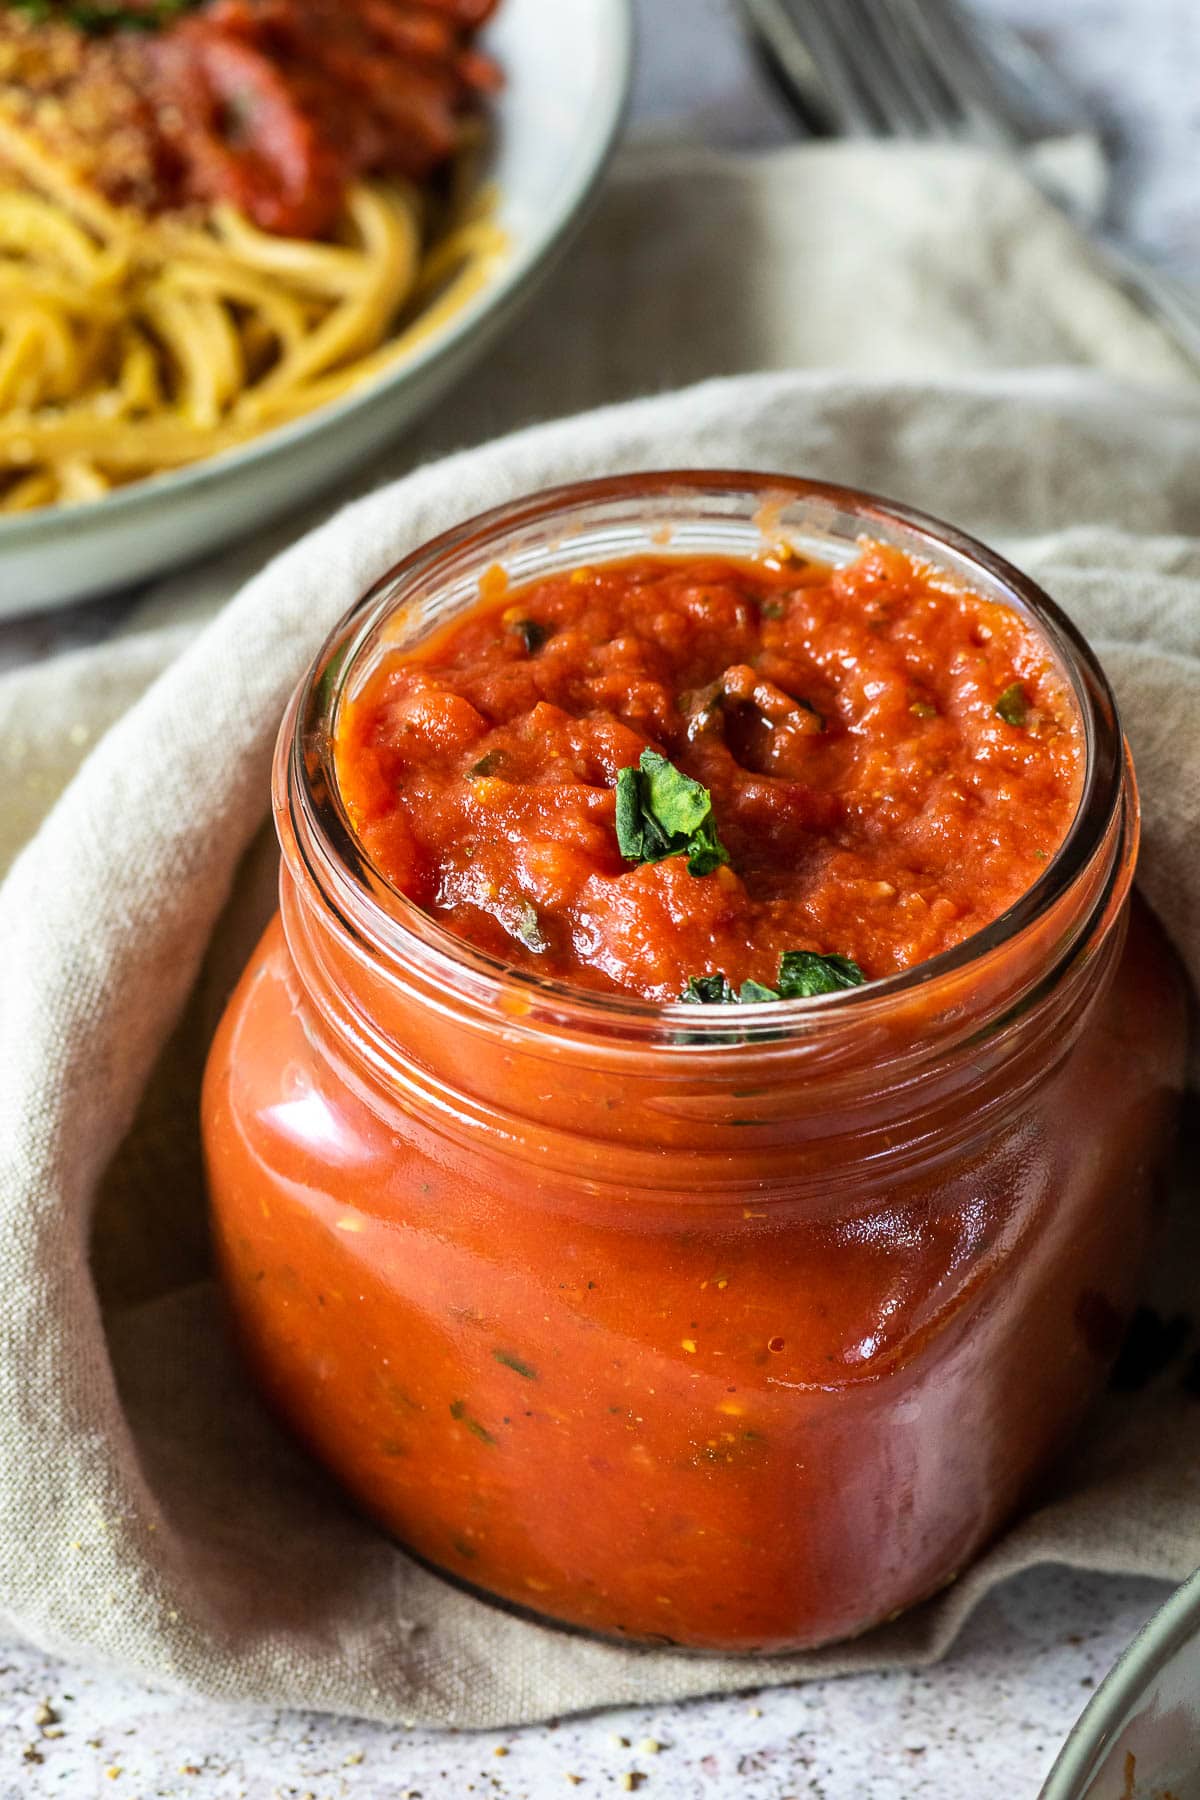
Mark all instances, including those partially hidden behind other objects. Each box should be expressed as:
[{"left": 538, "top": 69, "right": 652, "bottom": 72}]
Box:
[
  {"left": 0, "top": 1569, "right": 1175, "bottom": 1797},
  {"left": 2, "top": 1, "right": 1198, "bottom": 1793}
]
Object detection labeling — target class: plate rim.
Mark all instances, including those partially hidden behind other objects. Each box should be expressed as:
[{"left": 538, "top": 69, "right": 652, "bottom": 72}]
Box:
[
  {"left": 0, "top": 0, "right": 635, "bottom": 552},
  {"left": 1039, "top": 1564, "right": 1200, "bottom": 1799}
]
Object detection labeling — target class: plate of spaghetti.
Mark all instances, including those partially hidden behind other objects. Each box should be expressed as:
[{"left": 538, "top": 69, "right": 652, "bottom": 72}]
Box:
[{"left": 0, "top": 0, "right": 632, "bottom": 612}]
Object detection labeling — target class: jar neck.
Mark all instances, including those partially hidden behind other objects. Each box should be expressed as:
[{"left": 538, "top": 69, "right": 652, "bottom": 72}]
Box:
[{"left": 274, "top": 700, "right": 1138, "bottom": 1194}]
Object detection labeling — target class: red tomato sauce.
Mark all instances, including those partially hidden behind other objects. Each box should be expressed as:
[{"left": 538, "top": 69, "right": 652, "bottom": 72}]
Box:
[
  {"left": 335, "top": 544, "right": 1085, "bottom": 1001},
  {"left": 203, "top": 525, "right": 1188, "bottom": 1653}
]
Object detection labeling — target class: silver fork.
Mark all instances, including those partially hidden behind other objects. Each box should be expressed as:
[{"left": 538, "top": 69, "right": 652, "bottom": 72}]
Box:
[{"left": 741, "top": 0, "right": 1200, "bottom": 373}]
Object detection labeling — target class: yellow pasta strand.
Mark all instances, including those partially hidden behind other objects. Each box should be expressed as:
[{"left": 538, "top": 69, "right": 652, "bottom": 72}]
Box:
[
  {"left": 1, "top": 467, "right": 58, "bottom": 511},
  {"left": 0, "top": 115, "right": 506, "bottom": 512}
]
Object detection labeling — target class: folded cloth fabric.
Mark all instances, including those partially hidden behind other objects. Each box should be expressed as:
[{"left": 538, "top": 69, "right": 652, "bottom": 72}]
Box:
[{"left": 1, "top": 143, "right": 1199, "bottom": 1728}]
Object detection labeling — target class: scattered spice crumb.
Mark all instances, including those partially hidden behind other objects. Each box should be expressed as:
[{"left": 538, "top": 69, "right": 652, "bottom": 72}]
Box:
[
  {"left": 620, "top": 1775, "right": 646, "bottom": 1793},
  {"left": 22, "top": 1744, "right": 44, "bottom": 1765},
  {"left": 34, "top": 1700, "right": 60, "bottom": 1728},
  {"left": 104, "top": 1768, "right": 122, "bottom": 1781},
  {"left": 493, "top": 1744, "right": 509, "bottom": 1757},
  {"left": 747, "top": 1705, "right": 763, "bottom": 1718},
  {"left": 638, "top": 1739, "right": 663, "bottom": 1755},
  {"left": 564, "top": 1777, "right": 582, "bottom": 1787},
  {"left": 611, "top": 1734, "right": 630, "bottom": 1748}
]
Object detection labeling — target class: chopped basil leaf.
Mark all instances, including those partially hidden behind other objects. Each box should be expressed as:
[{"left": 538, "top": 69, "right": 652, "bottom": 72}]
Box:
[
  {"left": 909, "top": 699, "right": 937, "bottom": 720},
  {"left": 682, "top": 815, "right": 729, "bottom": 878},
  {"left": 511, "top": 618, "right": 549, "bottom": 653},
  {"left": 777, "top": 950, "right": 866, "bottom": 996},
  {"left": 994, "top": 682, "right": 1029, "bottom": 726},
  {"left": 681, "top": 972, "right": 736, "bottom": 1005},
  {"left": 614, "top": 749, "right": 730, "bottom": 878},
  {"left": 640, "top": 750, "right": 712, "bottom": 839},
  {"left": 493, "top": 1349, "right": 537, "bottom": 1380},
  {"left": 738, "top": 979, "right": 780, "bottom": 1004},
  {"left": 760, "top": 600, "right": 786, "bottom": 620},
  {"left": 681, "top": 949, "right": 866, "bottom": 1005},
  {"left": 614, "top": 765, "right": 648, "bottom": 857},
  {"left": 468, "top": 749, "right": 504, "bottom": 778}
]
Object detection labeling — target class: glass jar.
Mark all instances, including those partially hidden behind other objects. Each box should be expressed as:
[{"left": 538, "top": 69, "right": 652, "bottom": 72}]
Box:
[{"left": 201, "top": 473, "right": 1187, "bottom": 1654}]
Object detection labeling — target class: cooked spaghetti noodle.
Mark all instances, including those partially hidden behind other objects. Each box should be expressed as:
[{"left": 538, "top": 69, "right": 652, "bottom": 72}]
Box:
[{"left": 0, "top": 0, "right": 506, "bottom": 512}]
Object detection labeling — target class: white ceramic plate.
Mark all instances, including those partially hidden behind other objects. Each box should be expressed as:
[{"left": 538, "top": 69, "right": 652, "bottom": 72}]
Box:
[{"left": 0, "top": 0, "right": 633, "bottom": 618}]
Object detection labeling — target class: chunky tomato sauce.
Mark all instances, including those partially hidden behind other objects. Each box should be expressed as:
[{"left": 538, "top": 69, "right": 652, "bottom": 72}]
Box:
[{"left": 336, "top": 544, "right": 1085, "bottom": 1001}]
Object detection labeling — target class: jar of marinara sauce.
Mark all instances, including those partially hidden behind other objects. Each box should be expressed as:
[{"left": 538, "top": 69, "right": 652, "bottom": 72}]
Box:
[{"left": 201, "top": 473, "right": 1187, "bottom": 1653}]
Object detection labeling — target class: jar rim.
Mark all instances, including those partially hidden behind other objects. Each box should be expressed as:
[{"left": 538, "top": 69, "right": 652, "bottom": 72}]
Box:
[{"left": 281, "top": 469, "right": 1128, "bottom": 1042}]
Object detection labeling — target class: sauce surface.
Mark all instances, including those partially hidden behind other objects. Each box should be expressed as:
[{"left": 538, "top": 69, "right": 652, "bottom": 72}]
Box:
[{"left": 335, "top": 544, "right": 1084, "bottom": 1002}]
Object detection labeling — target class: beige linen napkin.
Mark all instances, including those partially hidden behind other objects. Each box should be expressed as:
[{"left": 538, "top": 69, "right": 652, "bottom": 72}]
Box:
[{"left": 1, "top": 143, "right": 1199, "bottom": 1727}]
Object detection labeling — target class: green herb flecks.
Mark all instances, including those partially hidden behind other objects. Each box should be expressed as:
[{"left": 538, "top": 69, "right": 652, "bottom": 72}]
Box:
[
  {"left": 681, "top": 949, "right": 866, "bottom": 1005},
  {"left": 777, "top": 950, "right": 866, "bottom": 997},
  {"left": 493, "top": 1349, "right": 537, "bottom": 1380},
  {"left": 512, "top": 902, "right": 546, "bottom": 953},
  {"left": 449, "top": 1399, "right": 496, "bottom": 1446},
  {"left": 737, "top": 979, "right": 780, "bottom": 1004},
  {"left": 614, "top": 749, "right": 730, "bottom": 878},
  {"left": 510, "top": 618, "right": 550, "bottom": 654},
  {"left": 468, "top": 749, "right": 504, "bottom": 778},
  {"left": 994, "top": 682, "right": 1029, "bottom": 727},
  {"left": 681, "top": 972, "right": 736, "bottom": 1005},
  {"left": 8, "top": 0, "right": 203, "bottom": 30}
]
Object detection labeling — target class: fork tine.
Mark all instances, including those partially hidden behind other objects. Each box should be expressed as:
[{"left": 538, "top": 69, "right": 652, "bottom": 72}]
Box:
[
  {"left": 739, "top": 0, "right": 840, "bottom": 136},
  {"left": 835, "top": 0, "right": 950, "bottom": 139},
  {"left": 746, "top": 0, "right": 976, "bottom": 146},
  {"left": 803, "top": 0, "right": 907, "bottom": 136},
  {"left": 776, "top": 0, "right": 890, "bottom": 137},
  {"left": 887, "top": 0, "right": 974, "bottom": 136},
  {"left": 901, "top": 0, "right": 1049, "bottom": 149}
]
